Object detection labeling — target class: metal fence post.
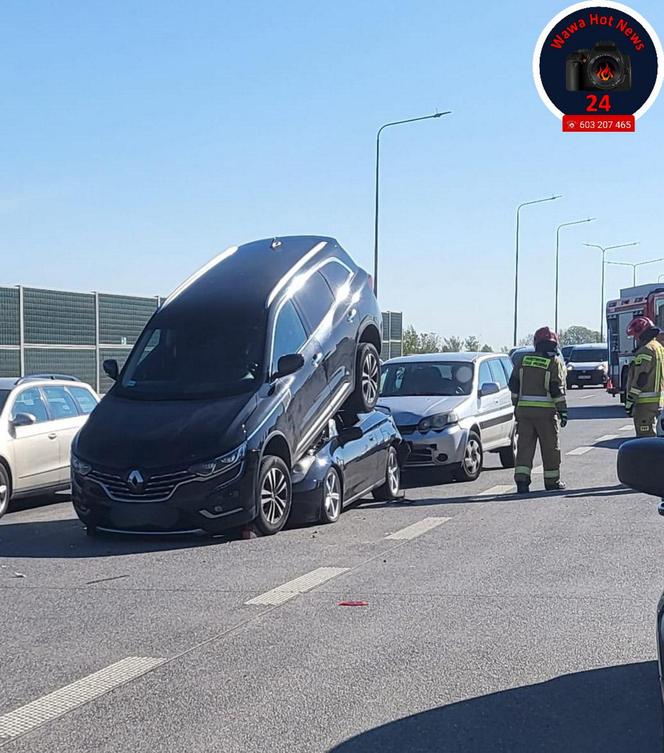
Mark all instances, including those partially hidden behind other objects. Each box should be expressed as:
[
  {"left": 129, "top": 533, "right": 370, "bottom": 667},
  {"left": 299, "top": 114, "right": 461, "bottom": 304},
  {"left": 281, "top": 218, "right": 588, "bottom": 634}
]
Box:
[
  {"left": 18, "top": 285, "right": 25, "bottom": 376},
  {"left": 94, "top": 291, "right": 100, "bottom": 393}
]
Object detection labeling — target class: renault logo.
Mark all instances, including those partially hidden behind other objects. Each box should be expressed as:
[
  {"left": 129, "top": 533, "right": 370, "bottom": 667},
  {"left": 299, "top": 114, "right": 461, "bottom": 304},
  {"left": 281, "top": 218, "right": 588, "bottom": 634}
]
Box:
[{"left": 127, "top": 470, "right": 144, "bottom": 490}]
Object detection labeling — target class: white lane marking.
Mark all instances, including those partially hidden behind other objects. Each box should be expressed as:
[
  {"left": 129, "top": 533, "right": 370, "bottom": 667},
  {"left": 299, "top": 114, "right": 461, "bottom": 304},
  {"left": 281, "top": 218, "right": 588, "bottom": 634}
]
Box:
[
  {"left": 245, "top": 567, "right": 349, "bottom": 606},
  {"left": 386, "top": 517, "right": 450, "bottom": 540},
  {"left": 595, "top": 434, "right": 618, "bottom": 442},
  {"left": 532, "top": 465, "right": 543, "bottom": 475},
  {"left": 0, "top": 657, "right": 165, "bottom": 741},
  {"left": 577, "top": 394, "right": 595, "bottom": 400},
  {"left": 620, "top": 425, "right": 633, "bottom": 432},
  {"left": 478, "top": 484, "right": 514, "bottom": 496},
  {"left": 567, "top": 446, "right": 593, "bottom": 455}
]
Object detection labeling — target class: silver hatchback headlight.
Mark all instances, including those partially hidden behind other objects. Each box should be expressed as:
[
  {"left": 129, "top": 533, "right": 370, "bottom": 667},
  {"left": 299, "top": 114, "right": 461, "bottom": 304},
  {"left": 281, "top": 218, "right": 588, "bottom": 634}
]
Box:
[{"left": 418, "top": 412, "right": 459, "bottom": 433}]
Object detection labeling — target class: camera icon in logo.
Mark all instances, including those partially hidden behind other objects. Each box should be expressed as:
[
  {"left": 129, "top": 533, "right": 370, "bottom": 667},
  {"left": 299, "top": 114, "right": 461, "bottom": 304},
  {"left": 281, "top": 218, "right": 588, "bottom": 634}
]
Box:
[{"left": 566, "top": 41, "right": 632, "bottom": 92}]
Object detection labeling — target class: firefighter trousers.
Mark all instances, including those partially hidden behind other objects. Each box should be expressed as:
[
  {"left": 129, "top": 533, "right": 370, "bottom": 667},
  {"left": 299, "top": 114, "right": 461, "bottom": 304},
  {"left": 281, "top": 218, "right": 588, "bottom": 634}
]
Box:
[
  {"left": 514, "top": 408, "right": 561, "bottom": 486},
  {"left": 633, "top": 404, "right": 660, "bottom": 437}
]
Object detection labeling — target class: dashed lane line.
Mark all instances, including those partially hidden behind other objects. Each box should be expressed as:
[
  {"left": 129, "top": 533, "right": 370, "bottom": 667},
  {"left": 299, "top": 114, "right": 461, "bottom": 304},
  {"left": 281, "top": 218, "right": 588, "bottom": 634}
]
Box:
[
  {"left": 478, "top": 484, "right": 514, "bottom": 496},
  {"left": 386, "top": 517, "right": 451, "bottom": 540},
  {"left": 595, "top": 434, "right": 618, "bottom": 442},
  {"left": 0, "top": 657, "right": 165, "bottom": 743},
  {"left": 620, "top": 425, "right": 633, "bottom": 432},
  {"left": 567, "top": 446, "right": 593, "bottom": 456},
  {"left": 245, "top": 567, "right": 349, "bottom": 606}
]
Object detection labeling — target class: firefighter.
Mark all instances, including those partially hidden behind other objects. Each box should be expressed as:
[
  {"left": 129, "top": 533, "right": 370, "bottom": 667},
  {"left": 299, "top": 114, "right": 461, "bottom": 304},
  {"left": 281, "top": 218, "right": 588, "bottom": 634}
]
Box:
[
  {"left": 508, "top": 327, "right": 568, "bottom": 494},
  {"left": 624, "top": 316, "right": 664, "bottom": 437}
]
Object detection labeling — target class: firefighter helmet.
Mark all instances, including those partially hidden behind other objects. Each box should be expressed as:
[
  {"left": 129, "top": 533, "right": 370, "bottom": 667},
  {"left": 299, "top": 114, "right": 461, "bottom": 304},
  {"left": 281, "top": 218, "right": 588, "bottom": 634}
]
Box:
[
  {"left": 626, "top": 316, "right": 655, "bottom": 338},
  {"left": 533, "top": 327, "right": 559, "bottom": 347}
]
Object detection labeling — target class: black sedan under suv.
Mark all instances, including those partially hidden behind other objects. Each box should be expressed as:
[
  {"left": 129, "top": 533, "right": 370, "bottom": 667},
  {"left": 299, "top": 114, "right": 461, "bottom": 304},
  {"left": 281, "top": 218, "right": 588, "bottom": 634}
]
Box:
[{"left": 72, "top": 235, "right": 382, "bottom": 536}]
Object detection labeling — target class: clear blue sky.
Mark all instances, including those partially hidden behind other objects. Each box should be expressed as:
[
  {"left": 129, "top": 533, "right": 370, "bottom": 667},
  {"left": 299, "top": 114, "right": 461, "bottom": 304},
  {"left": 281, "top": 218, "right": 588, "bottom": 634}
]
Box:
[{"left": 2, "top": 0, "right": 663, "bottom": 348}]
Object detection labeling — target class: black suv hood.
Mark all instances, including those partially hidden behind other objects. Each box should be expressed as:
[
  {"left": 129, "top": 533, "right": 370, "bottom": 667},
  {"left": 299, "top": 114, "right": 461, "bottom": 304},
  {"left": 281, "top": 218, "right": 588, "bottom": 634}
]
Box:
[{"left": 76, "top": 392, "right": 256, "bottom": 469}]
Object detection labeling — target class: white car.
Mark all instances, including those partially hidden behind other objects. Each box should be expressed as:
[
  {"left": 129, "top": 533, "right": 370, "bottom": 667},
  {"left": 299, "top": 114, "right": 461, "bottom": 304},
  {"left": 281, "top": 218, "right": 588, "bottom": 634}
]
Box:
[
  {"left": 0, "top": 375, "right": 99, "bottom": 519},
  {"left": 379, "top": 352, "right": 516, "bottom": 481}
]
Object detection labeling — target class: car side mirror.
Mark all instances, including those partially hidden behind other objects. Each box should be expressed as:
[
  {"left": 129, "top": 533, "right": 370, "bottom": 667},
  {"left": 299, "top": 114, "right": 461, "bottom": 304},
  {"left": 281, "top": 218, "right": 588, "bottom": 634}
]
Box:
[
  {"left": 12, "top": 412, "right": 37, "bottom": 428},
  {"left": 273, "top": 353, "right": 305, "bottom": 380},
  {"left": 103, "top": 359, "right": 119, "bottom": 381},
  {"left": 618, "top": 438, "right": 664, "bottom": 497},
  {"left": 339, "top": 426, "right": 364, "bottom": 445},
  {"left": 479, "top": 381, "right": 500, "bottom": 397}
]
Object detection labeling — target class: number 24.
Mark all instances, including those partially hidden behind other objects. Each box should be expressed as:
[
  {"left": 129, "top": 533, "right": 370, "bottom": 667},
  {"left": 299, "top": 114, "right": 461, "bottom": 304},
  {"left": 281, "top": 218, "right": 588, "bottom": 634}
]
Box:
[{"left": 586, "top": 94, "right": 611, "bottom": 112}]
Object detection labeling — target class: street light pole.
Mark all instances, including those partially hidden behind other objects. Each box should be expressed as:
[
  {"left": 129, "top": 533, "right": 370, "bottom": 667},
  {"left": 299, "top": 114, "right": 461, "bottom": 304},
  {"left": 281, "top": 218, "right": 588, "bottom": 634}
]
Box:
[
  {"left": 607, "top": 258, "right": 664, "bottom": 287},
  {"left": 513, "top": 195, "right": 562, "bottom": 347},
  {"left": 584, "top": 242, "right": 639, "bottom": 340},
  {"left": 373, "top": 111, "right": 451, "bottom": 298},
  {"left": 555, "top": 218, "right": 596, "bottom": 333}
]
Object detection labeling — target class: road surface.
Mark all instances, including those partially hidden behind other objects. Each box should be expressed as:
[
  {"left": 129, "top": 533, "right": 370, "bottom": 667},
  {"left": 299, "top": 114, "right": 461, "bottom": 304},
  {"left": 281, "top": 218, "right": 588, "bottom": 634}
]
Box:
[{"left": 0, "top": 388, "right": 661, "bottom": 752}]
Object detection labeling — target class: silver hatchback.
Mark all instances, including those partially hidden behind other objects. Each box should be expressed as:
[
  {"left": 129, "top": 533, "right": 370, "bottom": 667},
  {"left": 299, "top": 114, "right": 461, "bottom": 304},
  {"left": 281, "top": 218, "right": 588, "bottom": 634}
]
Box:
[{"left": 378, "top": 353, "right": 516, "bottom": 481}]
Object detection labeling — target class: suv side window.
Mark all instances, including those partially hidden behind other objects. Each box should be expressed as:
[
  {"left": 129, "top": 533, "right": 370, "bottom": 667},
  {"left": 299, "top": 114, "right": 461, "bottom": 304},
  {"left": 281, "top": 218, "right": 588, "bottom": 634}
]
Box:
[
  {"left": 294, "top": 271, "right": 335, "bottom": 332},
  {"left": 488, "top": 359, "right": 508, "bottom": 389},
  {"left": 478, "top": 360, "right": 493, "bottom": 389},
  {"left": 43, "top": 386, "right": 79, "bottom": 420},
  {"left": 500, "top": 356, "right": 514, "bottom": 381},
  {"left": 272, "top": 299, "right": 307, "bottom": 370},
  {"left": 320, "top": 260, "right": 351, "bottom": 294},
  {"left": 11, "top": 387, "right": 49, "bottom": 423},
  {"left": 68, "top": 386, "right": 98, "bottom": 415}
]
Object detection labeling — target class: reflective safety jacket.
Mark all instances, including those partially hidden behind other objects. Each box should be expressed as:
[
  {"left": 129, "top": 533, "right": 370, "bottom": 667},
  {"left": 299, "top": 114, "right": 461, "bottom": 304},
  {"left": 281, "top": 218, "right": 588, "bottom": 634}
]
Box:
[
  {"left": 508, "top": 353, "right": 567, "bottom": 412},
  {"left": 626, "top": 338, "right": 664, "bottom": 408}
]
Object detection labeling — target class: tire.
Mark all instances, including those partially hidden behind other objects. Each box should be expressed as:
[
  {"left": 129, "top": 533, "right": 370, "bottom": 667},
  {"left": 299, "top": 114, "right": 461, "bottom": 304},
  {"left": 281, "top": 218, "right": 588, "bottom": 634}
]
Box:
[
  {"left": 372, "top": 446, "right": 401, "bottom": 500},
  {"left": 0, "top": 464, "right": 10, "bottom": 520},
  {"left": 499, "top": 429, "right": 517, "bottom": 469},
  {"left": 346, "top": 343, "right": 380, "bottom": 413},
  {"left": 454, "top": 431, "right": 483, "bottom": 482},
  {"left": 320, "top": 468, "right": 342, "bottom": 524},
  {"left": 254, "top": 455, "right": 292, "bottom": 535}
]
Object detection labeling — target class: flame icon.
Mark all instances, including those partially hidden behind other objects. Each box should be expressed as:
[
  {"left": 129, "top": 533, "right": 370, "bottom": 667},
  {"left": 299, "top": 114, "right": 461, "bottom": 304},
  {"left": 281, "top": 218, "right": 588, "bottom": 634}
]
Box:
[{"left": 596, "top": 62, "right": 615, "bottom": 82}]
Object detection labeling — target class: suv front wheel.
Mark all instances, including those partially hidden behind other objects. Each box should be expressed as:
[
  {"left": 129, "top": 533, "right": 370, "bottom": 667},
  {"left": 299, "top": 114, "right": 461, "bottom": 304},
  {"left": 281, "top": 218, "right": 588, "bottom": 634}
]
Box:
[
  {"left": 255, "top": 455, "right": 292, "bottom": 535},
  {"left": 0, "top": 464, "right": 10, "bottom": 520},
  {"left": 346, "top": 343, "right": 380, "bottom": 413}
]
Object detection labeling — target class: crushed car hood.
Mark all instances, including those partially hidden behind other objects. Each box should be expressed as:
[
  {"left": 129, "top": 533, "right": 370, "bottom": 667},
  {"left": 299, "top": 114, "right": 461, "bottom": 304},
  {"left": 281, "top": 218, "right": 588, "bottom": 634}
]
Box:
[{"left": 378, "top": 395, "right": 467, "bottom": 425}]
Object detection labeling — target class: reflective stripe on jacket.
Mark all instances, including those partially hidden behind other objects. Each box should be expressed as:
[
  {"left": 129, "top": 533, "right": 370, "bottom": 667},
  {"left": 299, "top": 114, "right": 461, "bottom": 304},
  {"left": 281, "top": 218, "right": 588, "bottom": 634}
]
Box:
[
  {"left": 626, "top": 339, "right": 664, "bottom": 407},
  {"left": 508, "top": 353, "right": 567, "bottom": 411}
]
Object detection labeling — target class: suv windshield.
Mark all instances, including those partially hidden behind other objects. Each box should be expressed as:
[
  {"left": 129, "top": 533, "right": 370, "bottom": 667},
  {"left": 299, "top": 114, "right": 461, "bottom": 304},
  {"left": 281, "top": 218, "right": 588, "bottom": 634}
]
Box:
[
  {"left": 0, "top": 390, "right": 9, "bottom": 414},
  {"left": 381, "top": 361, "right": 474, "bottom": 397},
  {"left": 570, "top": 348, "right": 607, "bottom": 362},
  {"left": 118, "top": 311, "right": 267, "bottom": 399}
]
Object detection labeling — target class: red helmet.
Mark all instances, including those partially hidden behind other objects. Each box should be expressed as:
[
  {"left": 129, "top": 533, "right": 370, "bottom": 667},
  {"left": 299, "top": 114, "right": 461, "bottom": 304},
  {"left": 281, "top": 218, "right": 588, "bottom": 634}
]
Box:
[
  {"left": 626, "top": 316, "right": 655, "bottom": 338},
  {"left": 533, "top": 327, "right": 559, "bottom": 347}
]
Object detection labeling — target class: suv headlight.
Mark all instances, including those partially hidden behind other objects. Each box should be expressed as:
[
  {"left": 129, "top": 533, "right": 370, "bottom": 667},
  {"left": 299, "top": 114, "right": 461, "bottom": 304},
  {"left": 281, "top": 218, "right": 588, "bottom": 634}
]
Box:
[
  {"left": 596, "top": 363, "right": 607, "bottom": 371},
  {"left": 71, "top": 454, "right": 92, "bottom": 476},
  {"left": 567, "top": 363, "right": 574, "bottom": 370},
  {"left": 189, "top": 444, "right": 246, "bottom": 477},
  {"left": 418, "top": 412, "right": 459, "bottom": 433}
]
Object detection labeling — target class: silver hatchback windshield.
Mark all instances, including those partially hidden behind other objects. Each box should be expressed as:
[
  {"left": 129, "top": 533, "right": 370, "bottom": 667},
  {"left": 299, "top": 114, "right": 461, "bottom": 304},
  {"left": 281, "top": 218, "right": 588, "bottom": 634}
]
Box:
[{"left": 380, "top": 362, "right": 474, "bottom": 397}]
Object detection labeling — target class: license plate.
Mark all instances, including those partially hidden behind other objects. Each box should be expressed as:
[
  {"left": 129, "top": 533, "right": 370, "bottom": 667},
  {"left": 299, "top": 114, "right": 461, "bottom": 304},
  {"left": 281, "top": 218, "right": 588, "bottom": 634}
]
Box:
[{"left": 578, "top": 374, "right": 591, "bottom": 380}]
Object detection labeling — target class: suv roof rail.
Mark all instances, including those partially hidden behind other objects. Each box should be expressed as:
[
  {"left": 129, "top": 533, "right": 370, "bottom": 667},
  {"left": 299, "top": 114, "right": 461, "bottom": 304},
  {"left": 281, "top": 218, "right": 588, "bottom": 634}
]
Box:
[{"left": 17, "top": 373, "right": 82, "bottom": 385}]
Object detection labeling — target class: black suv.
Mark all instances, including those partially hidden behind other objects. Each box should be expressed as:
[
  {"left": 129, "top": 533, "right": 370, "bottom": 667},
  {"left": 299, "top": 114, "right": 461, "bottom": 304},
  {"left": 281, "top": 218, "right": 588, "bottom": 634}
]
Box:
[{"left": 72, "top": 236, "right": 382, "bottom": 536}]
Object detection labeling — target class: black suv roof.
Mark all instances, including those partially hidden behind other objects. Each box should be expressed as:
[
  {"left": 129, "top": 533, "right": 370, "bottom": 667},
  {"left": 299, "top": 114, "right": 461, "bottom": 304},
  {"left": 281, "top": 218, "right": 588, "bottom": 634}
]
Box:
[{"left": 161, "top": 236, "right": 347, "bottom": 317}]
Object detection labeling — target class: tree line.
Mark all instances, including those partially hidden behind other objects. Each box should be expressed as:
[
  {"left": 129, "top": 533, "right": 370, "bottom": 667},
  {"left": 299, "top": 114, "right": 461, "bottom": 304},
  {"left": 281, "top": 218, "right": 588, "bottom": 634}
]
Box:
[
  {"left": 403, "top": 324, "right": 603, "bottom": 356},
  {"left": 403, "top": 326, "right": 493, "bottom": 355}
]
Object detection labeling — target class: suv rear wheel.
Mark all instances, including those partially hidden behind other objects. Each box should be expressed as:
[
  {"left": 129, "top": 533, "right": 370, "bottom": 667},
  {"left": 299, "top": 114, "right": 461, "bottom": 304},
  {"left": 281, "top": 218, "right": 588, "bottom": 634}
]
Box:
[
  {"left": 255, "top": 455, "right": 292, "bottom": 535},
  {"left": 347, "top": 343, "right": 380, "bottom": 413},
  {"left": 0, "top": 464, "right": 10, "bottom": 520},
  {"left": 499, "top": 429, "right": 517, "bottom": 469}
]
